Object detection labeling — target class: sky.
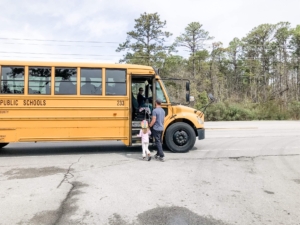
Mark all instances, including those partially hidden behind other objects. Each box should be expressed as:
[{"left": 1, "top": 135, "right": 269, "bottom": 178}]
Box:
[{"left": 0, "top": 0, "right": 299, "bottom": 63}]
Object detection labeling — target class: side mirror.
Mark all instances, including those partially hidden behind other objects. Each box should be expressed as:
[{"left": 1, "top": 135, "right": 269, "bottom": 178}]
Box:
[
  {"left": 186, "top": 93, "right": 190, "bottom": 102},
  {"left": 186, "top": 82, "right": 190, "bottom": 91},
  {"left": 153, "top": 68, "right": 160, "bottom": 75},
  {"left": 208, "top": 93, "right": 215, "bottom": 102}
]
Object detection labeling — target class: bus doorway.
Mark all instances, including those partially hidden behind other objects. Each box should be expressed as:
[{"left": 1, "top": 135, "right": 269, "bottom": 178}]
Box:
[{"left": 130, "top": 77, "right": 153, "bottom": 145}]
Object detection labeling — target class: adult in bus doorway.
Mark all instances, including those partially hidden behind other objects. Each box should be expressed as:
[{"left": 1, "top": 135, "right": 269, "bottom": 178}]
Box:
[{"left": 149, "top": 98, "right": 165, "bottom": 162}]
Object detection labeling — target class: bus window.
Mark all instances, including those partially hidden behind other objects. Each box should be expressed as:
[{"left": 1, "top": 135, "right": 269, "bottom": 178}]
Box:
[
  {"left": 156, "top": 81, "right": 166, "bottom": 103},
  {"left": 55, "top": 68, "right": 77, "bottom": 95},
  {"left": 106, "top": 69, "right": 126, "bottom": 95},
  {"left": 28, "top": 67, "right": 51, "bottom": 95},
  {"left": 80, "top": 68, "right": 102, "bottom": 95},
  {"left": 0, "top": 66, "right": 24, "bottom": 94}
]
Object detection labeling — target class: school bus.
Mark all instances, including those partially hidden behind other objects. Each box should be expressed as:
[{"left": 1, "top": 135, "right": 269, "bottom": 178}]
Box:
[{"left": 0, "top": 60, "right": 205, "bottom": 153}]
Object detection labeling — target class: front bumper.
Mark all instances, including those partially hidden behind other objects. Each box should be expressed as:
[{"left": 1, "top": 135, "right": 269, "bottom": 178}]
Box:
[{"left": 197, "top": 129, "right": 205, "bottom": 140}]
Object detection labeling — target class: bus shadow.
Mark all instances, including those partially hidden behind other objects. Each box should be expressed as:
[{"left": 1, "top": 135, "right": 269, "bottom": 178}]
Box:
[{"left": 0, "top": 141, "right": 169, "bottom": 157}]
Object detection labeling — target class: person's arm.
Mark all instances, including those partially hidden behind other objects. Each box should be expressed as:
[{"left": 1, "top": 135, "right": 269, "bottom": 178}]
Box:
[
  {"left": 149, "top": 116, "right": 156, "bottom": 128},
  {"left": 149, "top": 110, "right": 157, "bottom": 128},
  {"left": 137, "top": 130, "right": 142, "bottom": 137}
]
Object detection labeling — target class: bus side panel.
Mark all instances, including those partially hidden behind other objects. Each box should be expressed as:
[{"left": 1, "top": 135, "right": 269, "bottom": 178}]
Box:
[{"left": 0, "top": 97, "right": 130, "bottom": 145}]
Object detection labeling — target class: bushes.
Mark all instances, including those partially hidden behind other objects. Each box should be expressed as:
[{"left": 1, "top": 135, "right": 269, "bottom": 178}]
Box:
[
  {"left": 256, "top": 101, "right": 289, "bottom": 120},
  {"left": 204, "top": 102, "right": 255, "bottom": 121},
  {"left": 194, "top": 91, "right": 209, "bottom": 109},
  {"left": 200, "top": 100, "right": 300, "bottom": 121},
  {"left": 288, "top": 101, "right": 300, "bottom": 120}
]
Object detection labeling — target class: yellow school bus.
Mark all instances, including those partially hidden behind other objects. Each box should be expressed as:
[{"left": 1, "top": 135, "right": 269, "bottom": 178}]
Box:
[{"left": 0, "top": 60, "right": 205, "bottom": 152}]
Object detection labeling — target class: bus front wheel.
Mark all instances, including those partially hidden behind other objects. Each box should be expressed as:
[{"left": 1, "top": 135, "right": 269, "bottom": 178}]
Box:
[
  {"left": 0, "top": 143, "right": 9, "bottom": 149},
  {"left": 165, "top": 122, "right": 196, "bottom": 153}
]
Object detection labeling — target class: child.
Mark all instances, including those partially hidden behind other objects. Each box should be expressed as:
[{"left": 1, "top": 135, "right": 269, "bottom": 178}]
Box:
[{"left": 137, "top": 120, "right": 152, "bottom": 161}]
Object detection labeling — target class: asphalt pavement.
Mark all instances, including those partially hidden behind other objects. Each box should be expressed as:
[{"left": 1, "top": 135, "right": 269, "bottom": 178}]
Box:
[{"left": 0, "top": 120, "right": 299, "bottom": 225}]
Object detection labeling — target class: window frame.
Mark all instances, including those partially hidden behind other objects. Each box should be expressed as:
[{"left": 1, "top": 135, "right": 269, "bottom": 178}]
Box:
[
  {"left": 80, "top": 67, "right": 103, "bottom": 96},
  {"left": 0, "top": 66, "right": 25, "bottom": 95},
  {"left": 54, "top": 67, "right": 77, "bottom": 95},
  {"left": 105, "top": 68, "right": 127, "bottom": 96},
  {"left": 28, "top": 66, "right": 52, "bottom": 95}
]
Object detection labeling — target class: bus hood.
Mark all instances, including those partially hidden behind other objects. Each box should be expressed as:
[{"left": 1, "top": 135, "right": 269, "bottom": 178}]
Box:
[{"left": 171, "top": 105, "right": 203, "bottom": 117}]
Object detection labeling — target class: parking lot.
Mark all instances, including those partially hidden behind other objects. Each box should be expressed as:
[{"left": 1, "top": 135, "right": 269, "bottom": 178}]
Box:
[{"left": 0, "top": 121, "right": 300, "bottom": 225}]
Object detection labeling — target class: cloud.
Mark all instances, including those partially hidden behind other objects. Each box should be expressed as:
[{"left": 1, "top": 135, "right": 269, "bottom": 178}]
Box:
[{"left": 0, "top": 0, "right": 299, "bottom": 62}]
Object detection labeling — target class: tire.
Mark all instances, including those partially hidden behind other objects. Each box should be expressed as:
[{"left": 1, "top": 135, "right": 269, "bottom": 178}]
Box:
[
  {"left": 165, "top": 122, "right": 196, "bottom": 153},
  {"left": 0, "top": 143, "right": 9, "bottom": 148}
]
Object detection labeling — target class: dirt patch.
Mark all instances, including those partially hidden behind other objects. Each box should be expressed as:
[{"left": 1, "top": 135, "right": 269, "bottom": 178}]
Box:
[
  {"left": 23, "top": 182, "right": 88, "bottom": 225},
  {"left": 20, "top": 210, "right": 58, "bottom": 225},
  {"left": 264, "top": 190, "right": 275, "bottom": 194},
  {"left": 137, "top": 206, "right": 230, "bottom": 225},
  {"left": 293, "top": 179, "right": 300, "bottom": 184},
  {"left": 108, "top": 206, "right": 231, "bottom": 225},
  {"left": 109, "top": 213, "right": 131, "bottom": 225},
  {"left": 4, "top": 167, "right": 69, "bottom": 180}
]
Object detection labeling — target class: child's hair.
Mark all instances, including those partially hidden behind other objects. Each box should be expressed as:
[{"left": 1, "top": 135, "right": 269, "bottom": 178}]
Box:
[
  {"left": 141, "top": 120, "right": 148, "bottom": 129},
  {"left": 142, "top": 128, "right": 148, "bottom": 134}
]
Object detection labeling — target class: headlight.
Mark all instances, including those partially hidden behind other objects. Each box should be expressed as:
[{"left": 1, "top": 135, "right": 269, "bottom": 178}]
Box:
[{"left": 197, "top": 116, "right": 204, "bottom": 124}]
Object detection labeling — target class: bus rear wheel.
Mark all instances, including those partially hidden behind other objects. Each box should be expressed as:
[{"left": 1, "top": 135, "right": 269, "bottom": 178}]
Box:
[
  {"left": 165, "top": 122, "right": 196, "bottom": 153},
  {"left": 0, "top": 143, "right": 9, "bottom": 148}
]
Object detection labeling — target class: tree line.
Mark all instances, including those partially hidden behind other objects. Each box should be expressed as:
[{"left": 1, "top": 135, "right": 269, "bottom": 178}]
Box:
[{"left": 116, "top": 13, "right": 300, "bottom": 120}]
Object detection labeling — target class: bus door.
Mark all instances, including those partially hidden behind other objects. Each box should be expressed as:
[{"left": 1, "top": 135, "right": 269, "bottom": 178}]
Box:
[{"left": 130, "top": 75, "right": 154, "bottom": 146}]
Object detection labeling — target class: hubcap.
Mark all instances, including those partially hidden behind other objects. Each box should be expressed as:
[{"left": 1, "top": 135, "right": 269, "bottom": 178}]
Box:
[{"left": 173, "top": 130, "right": 188, "bottom": 146}]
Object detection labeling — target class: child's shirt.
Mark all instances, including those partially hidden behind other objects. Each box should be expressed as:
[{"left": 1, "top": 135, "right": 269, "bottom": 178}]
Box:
[{"left": 137, "top": 129, "right": 151, "bottom": 143}]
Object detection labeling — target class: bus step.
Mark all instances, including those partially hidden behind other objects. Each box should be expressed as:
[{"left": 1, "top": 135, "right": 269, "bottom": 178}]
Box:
[
  {"left": 131, "top": 143, "right": 142, "bottom": 146},
  {"left": 132, "top": 130, "right": 140, "bottom": 135},
  {"left": 132, "top": 121, "right": 142, "bottom": 128}
]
